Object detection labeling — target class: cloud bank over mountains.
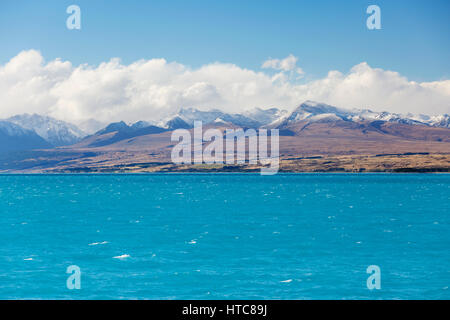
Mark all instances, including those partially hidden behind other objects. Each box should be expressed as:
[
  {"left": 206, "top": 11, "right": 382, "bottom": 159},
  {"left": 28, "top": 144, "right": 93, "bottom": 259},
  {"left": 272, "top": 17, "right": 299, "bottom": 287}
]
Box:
[{"left": 0, "top": 50, "right": 449, "bottom": 125}]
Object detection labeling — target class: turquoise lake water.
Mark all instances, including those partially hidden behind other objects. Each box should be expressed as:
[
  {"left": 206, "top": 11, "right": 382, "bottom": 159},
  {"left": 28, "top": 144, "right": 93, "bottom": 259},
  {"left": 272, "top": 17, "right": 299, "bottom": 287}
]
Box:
[{"left": 0, "top": 173, "right": 448, "bottom": 299}]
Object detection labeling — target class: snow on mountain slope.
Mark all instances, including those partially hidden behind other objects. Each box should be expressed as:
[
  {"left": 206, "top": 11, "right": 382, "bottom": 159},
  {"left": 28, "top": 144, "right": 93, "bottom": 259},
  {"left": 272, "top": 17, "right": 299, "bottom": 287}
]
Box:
[
  {"left": 156, "top": 102, "right": 449, "bottom": 131},
  {"left": 163, "top": 108, "right": 261, "bottom": 128},
  {"left": 425, "top": 114, "right": 450, "bottom": 128},
  {"left": 280, "top": 101, "right": 450, "bottom": 129},
  {"left": 284, "top": 101, "right": 352, "bottom": 123},
  {"left": 4, "top": 101, "right": 447, "bottom": 150},
  {"left": 6, "top": 114, "right": 86, "bottom": 146},
  {"left": 130, "top": 120, "right": 154, "bottom": 130},
  {"left": 0, "top": 120, "right": 52, "bottom": 152},
  {"left": 243, "top": 107, "right": 289, "bottom": 126}
]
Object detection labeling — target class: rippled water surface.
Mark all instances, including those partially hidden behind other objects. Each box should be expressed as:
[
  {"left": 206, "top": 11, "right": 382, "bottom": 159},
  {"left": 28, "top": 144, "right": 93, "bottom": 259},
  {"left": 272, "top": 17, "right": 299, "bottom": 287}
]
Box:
[{"left": 0, "top": 174, "right": 448, "bottom": 299}]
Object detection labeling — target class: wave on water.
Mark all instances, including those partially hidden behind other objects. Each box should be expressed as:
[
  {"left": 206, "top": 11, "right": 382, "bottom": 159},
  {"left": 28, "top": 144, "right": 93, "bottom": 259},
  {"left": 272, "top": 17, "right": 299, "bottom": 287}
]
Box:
[
  {"left": 89, "top": 241, "right": 109, "bottom": 246},
  {"left": 113, "top": 254, "right": 130, "bottom": 260}
]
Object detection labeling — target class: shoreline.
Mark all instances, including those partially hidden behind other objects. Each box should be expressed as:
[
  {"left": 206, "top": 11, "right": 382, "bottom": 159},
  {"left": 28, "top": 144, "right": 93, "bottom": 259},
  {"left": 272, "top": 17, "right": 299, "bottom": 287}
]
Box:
[{"left": 1, "top": 153, "right": 449, "bottom": 174}]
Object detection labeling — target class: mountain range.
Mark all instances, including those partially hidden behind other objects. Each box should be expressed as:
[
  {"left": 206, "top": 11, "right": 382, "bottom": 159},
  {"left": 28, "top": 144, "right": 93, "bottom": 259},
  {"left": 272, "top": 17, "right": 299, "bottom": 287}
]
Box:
[
  {"left": 1, "top": 101, "right": 449, "bottom": 152},
  {"left": 278, "top": 101, "right": 450, "bottom": 128},
  {"left": 0, "top": 101, "right": 449, "bottom": 172},
  {"left": 158, "top": 102, "right": 450, "bottom": 130}
]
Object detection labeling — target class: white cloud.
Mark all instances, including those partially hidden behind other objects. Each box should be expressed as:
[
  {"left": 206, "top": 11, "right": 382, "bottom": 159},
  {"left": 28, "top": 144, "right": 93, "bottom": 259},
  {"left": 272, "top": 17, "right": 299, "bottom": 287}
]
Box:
[
  {"left": 262, "top": 54, "right": 299, "bottom": 72},
  {"left": 296, "top": 67, "right": 305, "bottom": 76},
  {"left": 0, "top": 50, "right": 449, "bottom": 125}
]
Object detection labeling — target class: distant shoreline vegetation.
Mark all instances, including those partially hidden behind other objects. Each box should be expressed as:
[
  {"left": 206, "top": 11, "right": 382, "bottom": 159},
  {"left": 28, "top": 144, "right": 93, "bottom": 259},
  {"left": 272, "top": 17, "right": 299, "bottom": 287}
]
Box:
[{"left": 1, "top": 154, "right": 448, "bottom": 174}]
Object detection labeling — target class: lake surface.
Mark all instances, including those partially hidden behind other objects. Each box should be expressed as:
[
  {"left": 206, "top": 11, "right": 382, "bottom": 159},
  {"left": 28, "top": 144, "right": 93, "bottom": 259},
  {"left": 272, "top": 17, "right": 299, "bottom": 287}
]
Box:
[{"left": 0, "top": 173, "right": 448, "bottom": 299}]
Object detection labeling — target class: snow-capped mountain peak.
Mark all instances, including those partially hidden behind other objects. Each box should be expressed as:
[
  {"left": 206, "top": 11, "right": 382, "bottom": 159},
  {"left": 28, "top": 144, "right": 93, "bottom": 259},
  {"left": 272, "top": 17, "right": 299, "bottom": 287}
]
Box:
[
  {"left": 213, "top": 117, "right": 232, "bottom": 125},
  {"left": 243, "top": 107, "right": 288, "bottom": 126},
  {"left": 6, "top": 114, "right": 87, "bottom": 146},
  {"left": 163, "top": 107, "right": 262, "bottom": 129},
  {"left": 0, "top": 120, "right": 33, "bottom": 137},
  {"left": 130, "top": 120, "right": 155, "bottom": 130},
  {"left": 0, "top": 120, "right": 52, "bottom": 152},
  {"left": 157, "top": 102, "right": 450, "bottom": 130},
  {"left": 281, "top": 101, "right": 450, "bottom": 128},
  {"left": 426, "top": 114, "right": 450, "bottom": 128},
  {"left": 289, "top": 101, "right": 351, "bottom": 121}
]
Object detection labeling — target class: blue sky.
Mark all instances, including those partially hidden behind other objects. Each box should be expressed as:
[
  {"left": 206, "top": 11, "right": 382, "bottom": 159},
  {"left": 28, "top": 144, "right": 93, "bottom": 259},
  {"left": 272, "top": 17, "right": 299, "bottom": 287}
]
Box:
[{"left": 0, "top": 0, "right": 449, "bottom": 82}]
